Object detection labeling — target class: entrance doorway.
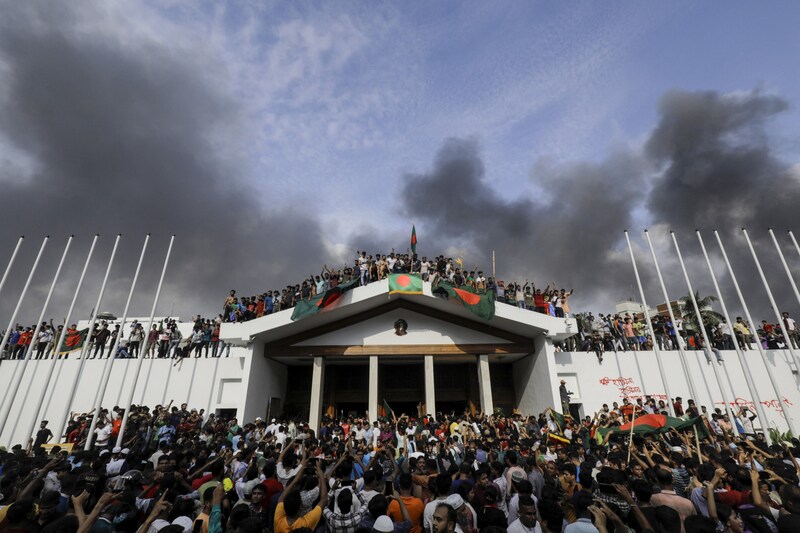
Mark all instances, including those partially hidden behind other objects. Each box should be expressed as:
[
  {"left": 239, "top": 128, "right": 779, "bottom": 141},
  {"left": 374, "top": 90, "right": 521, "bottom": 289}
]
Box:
[
  {"left": 380, "top": 361, "right": 424, "bottom": 417},
  {"left": 323, "top": 363, "right": 368, "bottom": 420}
]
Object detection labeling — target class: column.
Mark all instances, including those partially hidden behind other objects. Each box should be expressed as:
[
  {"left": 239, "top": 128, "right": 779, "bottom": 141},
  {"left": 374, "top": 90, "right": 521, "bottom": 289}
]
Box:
[
  {"left": 368, "top": 356, "right": 379, "bottom": 422},
  {"left": 309, "top": 356, "right": 325, "bottom": 432},
  {"left": 424, "top": 355, "right": 436, "bottom": 416},
  {"left": 477, "top": 354, "right": 494, "bottom": 414}
]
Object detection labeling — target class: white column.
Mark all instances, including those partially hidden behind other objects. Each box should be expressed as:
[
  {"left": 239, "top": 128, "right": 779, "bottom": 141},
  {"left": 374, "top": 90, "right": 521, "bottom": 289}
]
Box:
[
  {"left": 477, "top": 354, "right": 494, "bottom": 415},
  {"left": 309, "top": 356, "right": 325, "bottom": 432},
  {"left": 368, "top": 356, "right": 379, "bottom": 422},
  {"left": 424, "top": 355, "right": 436, "bottom": 416}
]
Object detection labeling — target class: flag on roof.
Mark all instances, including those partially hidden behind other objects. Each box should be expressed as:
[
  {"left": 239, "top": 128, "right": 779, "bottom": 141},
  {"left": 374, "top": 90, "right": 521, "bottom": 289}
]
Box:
[
  {"left": 291, "top": 277, "right": 360, "bottom": 321},
  {"left": 410, "top": 225, "right": 417, "bottom": 255},
  {"left": 58, "top": 328, "right": 89, "bottom": 354},
  {"left": 389, "top": 273, "right": 423, "bottom": 295},
  {"left": 433, "top": 281, "right": 495, "bottom": 321}
]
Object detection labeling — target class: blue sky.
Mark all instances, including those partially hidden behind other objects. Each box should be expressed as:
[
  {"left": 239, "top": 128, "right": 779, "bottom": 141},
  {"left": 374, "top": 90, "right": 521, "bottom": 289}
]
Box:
[{"left": 171, "top": 1, "right": 800, "bottom": 231}]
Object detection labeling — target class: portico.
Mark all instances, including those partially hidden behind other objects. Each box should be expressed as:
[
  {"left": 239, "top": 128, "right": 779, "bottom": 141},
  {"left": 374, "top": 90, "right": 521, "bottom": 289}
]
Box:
[{"left": 221, "top": 279, "right": 576, "bottom": 429}]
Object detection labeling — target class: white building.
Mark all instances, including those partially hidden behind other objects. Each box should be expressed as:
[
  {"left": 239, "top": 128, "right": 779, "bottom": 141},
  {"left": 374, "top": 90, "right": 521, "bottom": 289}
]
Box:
[{"left": 0, "top": 278, "right": 798, "bottom": 446}]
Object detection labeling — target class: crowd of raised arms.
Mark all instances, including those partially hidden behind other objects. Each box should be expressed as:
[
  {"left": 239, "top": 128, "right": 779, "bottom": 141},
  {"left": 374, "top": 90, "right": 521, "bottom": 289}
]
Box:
[
  {"left": 222, "top": 250, "right": 575, "bottom": 323},
  {"left": 2, "top": 394, "right": 800, "bottom": 533}
]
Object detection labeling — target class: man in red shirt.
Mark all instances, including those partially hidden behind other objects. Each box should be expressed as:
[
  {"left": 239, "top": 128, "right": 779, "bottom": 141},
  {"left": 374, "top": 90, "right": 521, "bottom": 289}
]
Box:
[
  {"left": 16, "top": 327, "right": 33, "bottom": 359},
  {"left": 261, "top": 462, "right": 284, "bottom": 510},
  {"left": 673, "top": 397, "right": 684, "bottom": 416}
]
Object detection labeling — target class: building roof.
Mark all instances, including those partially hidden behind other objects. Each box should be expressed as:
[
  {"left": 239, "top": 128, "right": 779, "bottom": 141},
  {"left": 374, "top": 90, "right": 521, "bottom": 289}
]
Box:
[{"left": 220, "top": 279, "right": 577, "bottom": 348}]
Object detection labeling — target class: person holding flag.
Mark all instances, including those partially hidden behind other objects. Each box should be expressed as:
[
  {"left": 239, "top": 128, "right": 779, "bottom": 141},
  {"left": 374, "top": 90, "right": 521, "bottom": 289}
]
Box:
[{"left": 59, "top": 324, "right": 89, "bottom": 359}]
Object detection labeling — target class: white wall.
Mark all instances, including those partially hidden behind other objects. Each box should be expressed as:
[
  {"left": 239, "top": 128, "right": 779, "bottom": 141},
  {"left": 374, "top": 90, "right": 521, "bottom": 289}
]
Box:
[
  {"left": 554, "top": 349, "right": 800, "bottom": 432},
  {"left": 0, "top": 346, "right": 252, "bottom": 447},
  {"left": 241, "top": 342, "right": 287, "bottom": 423},
  {"left": 514, "top": 337, "right": 561, "bottom": 415}
]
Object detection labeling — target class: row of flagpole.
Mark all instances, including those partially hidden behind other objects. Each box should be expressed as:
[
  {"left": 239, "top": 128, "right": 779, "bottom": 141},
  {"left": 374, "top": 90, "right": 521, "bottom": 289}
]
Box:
[
  {"left": 624, "top": 229, "right": 800, "bottom": 440},
  {"left": 0, "top": 234, "right": 174, "bottom": 448}
]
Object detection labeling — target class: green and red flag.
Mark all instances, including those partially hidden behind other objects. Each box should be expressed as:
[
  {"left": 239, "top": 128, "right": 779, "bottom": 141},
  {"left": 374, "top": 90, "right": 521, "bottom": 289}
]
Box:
[
  {"left": 59, "top": 328, "right": 89, "bottom": 354},
  {"left": 597, "top": 414, "right": 709, "bottom": 440},
  {"left": 410, "top": 225, "right": 417, "bottom": 255},
  {"left": 382, "top": 398, "right": 396, "bottom": 420},
  {"left": 291, "top": 277, "right": 360, "bottom": 321},
  {"left": 433, "top": 281, "right": 496, "bottom": 321},
  {"left": 389, "top": 273, "right": 423, "bottom": 295}
]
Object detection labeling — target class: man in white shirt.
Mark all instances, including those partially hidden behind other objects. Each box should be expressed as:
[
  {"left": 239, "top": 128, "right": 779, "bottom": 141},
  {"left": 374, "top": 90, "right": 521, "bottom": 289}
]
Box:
[
  {"left": 420, "top": 258, "right": 430, "bottom": 281},
  {"left": 783, "top": 311, "right": 799, "bottom": 348},
  {"left": 94, "top": 421, "right": 112, "bottom": 449},
  {"left": 507, "top": 496, "right": 542, "bottom": 533}
]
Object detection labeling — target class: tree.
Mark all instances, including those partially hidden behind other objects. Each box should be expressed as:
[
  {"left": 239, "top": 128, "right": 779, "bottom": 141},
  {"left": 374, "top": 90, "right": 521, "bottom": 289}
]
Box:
[{"left": 678, "top": 292, "right": 724, "bottom": 332}]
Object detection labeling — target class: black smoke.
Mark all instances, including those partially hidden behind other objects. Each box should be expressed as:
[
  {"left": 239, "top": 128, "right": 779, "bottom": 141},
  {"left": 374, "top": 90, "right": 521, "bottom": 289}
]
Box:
[
  {"left": 398, "top": 91, "right": 800, "bottom": 318},
  {"left": 0, "top": 3, "right": 332, "bottom": 324}
]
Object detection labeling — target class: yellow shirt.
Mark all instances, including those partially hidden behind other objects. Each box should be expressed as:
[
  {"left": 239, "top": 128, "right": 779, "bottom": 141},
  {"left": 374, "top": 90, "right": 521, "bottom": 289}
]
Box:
[{"left": 274, "top": 502, "right": 322, "bottom": 533}]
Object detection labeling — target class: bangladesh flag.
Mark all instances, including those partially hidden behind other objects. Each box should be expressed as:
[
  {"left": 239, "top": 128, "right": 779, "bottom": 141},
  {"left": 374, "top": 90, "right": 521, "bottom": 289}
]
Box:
[
  {"left": 389, "top": 273, "right": 423, "bottom": 295},
  {"left": 291, "top": 278, "right": 360, "bottom": 321},
  {"left": 59, "top": 328, "right": 89, "bottom": 354},
  {"left": 597, "top": 414, "right": 709, "bottom": 440},
  {"left": 433, "top": 281, "right": 495, "bottom": 321},
  {"left": 382, "top": 398, "right": 396, "bottom": 420},
  {"left": 410, "top": 225, "right": 417, "bottom": 255}
]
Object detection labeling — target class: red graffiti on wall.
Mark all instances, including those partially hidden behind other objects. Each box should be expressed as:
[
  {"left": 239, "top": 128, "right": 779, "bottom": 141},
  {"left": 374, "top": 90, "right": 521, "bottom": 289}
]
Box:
[
  {"left": 715, "top": 397, "right": 794, "bottom": 414},
  {"left": 598, "top": 376, "right": 635, "bottom": 387}
]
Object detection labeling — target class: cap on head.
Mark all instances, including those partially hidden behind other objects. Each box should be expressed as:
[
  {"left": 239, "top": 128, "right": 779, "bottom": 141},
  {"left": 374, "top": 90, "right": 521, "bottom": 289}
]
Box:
[{"left": 373, "top": 516, "right": 395, "bottom": 532}]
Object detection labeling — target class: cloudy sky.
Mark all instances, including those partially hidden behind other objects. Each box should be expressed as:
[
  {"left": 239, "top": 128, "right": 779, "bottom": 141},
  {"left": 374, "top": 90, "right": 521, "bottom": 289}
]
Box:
[{"left": 1, "top": 1, "right": 799, "bottom": 325}]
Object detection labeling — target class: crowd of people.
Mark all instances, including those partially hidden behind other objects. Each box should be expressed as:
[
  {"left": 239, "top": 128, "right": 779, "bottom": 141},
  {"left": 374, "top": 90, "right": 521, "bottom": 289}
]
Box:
[
  {"left": 569, "top": 312, "right": 800, "bottom": 363},
  {"left": 223, "top": 250, "right": 575, "bottom": 323},
  {"left": 0, "top": 315, "right": 232, "bottom": 362},
  {"left": 3, "top": 391, "right": 800, "bottom": 533}
]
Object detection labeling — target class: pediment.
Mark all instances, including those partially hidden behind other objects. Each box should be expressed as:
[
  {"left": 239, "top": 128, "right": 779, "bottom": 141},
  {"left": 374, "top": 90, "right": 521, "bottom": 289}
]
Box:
[{"left": 294, "top": 309, "right": 513, "bottom": 347}]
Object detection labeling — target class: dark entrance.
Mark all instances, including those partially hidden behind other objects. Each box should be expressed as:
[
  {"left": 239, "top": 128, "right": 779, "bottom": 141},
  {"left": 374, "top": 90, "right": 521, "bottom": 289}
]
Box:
[
  {"left": 435, "top": 362, "right": 479, "bottom": 416},
  {"left": 285, "top": 365, "right": 312, "bottom": 419},
  {"left": 323, "top": 363, "right": 369, "bottom": 420},
  {"left": 380, "top": 361, "right": 424, "bottom": 417}
]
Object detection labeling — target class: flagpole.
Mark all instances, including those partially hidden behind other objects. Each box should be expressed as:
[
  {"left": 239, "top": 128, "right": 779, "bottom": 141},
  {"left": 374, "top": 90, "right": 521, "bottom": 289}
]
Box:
[
  {"left": 670, "top": 231, "right": 738, "bottom": 436},
  {"left": 0, "top": 236, "right": 48, "bottom": 359},
  {"left": 714, "top": 231, "right": 795, "bottom": 435},
  {"left": 643, "top": 230, "right": 701, "bottom": 404},
  {"left": 85, "top": 234, "right": 149, "bottom": 450},
  {"left": 789, "top": 231, "right": 800, "bottom": 260},
  {"left": 696, "top": 231, "right": 770, "bottom": 436},
  {"left": 0, "top": 237, "right": 49, "bottom": 414},
  {"left": 116, "top": 235, "right": 174, "bottom": 448},
  {"left": 768, "top": 229, "right": 800, "bottom": 314},
  {"left": 492, "top": 250, "right": 496, "bottom": 280},
  {"left": 627, "top": 402, "right": 637, "bottom": 464},
  {"left": 0, "top": 237, "right": 24, "bottom": 319},
  {"left": 0, "top": 235, "right": 71, "bottom": 444},
  {"left": 694, "top": 426, "right": 703, "bottom": 464},
  {"left": 57, "top": 235, "right": 121, "bottom": 442},
  {"left": 25, "top": 235, "right": 98, "bottom": 446},
  {"left": 624, "top": 231, "right": 673, "bottom": 415},
  {"left": 742, "top": 229, "right": 800, "bottom": 374}
]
